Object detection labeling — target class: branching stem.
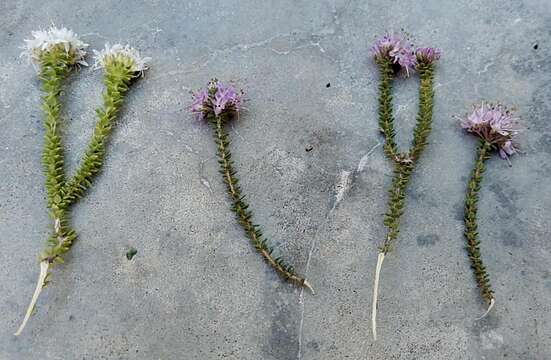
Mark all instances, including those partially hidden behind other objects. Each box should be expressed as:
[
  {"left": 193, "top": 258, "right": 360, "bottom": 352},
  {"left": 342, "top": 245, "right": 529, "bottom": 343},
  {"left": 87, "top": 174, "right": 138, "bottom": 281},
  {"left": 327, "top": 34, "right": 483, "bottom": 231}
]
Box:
[
  {"left": 371, "top": 60, "right": 437, "bottom": 340},
  {"left": 16, "top": 51, "right": 137, "bottom": 335}
]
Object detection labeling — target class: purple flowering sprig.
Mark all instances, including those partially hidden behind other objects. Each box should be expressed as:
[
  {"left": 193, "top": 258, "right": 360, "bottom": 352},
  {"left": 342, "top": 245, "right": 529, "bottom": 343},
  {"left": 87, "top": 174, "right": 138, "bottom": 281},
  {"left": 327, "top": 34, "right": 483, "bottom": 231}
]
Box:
[
  {"left": 191, "top": 80, "right": 313, "bottom": 293},
  {"left": 370, "top": 34, "right": 441, "bottom": 341},
  {"left": 460, "top": 102, "right": 520, "bottom": 319}
]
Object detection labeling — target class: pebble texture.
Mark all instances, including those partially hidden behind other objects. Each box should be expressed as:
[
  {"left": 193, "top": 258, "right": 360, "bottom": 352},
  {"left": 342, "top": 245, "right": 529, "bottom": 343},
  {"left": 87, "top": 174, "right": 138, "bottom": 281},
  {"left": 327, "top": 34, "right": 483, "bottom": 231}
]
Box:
[{"left": 1, "top": 0, "right": 550, "bottom": 359}]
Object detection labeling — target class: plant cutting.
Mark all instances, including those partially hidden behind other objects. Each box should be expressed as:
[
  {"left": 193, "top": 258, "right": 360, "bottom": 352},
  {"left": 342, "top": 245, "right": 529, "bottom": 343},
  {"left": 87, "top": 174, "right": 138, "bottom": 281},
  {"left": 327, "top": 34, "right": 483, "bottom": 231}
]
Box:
[
  {"left": 370, "top": 34, "right": 441, "bottom": 340},
  {"left": 191, "top": 80, "right": 313, "bottom": 293},
  {"left": 459, "top": 102, "right": 519, "bottom": 318},
  {"left": 15, "top": 28, "right": 150, "bottom": 335}
]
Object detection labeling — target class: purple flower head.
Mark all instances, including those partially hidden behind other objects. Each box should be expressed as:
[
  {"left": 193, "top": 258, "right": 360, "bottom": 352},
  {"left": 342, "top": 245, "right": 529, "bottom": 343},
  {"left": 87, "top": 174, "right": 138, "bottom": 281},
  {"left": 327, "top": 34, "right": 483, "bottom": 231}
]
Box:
[
  {"left": 415, "top": 47, "right": 441, "bottom": 65},
  {"left": 189, "top": 79, "right": 243, "bottom": 119},
  {"left": 371, "top": 33, "right": 417, "bottom": 76},
  {"left": 459, "top": 102, "right": 520, "bottom": 160},
  {"left": 190, "top": 89, "right": 209, "bottom": 115},
  {"left": 390, "top": 46, "right": 417, "bottom": 76},
  {"left": 371, "top": 34, "right": 401, "bottom": 59},
  {"left": 499, "top": 140, "right": 515, "bottom": 159},
  {"left": 213, "top": 81, "right": 242, "bottom": 116}
]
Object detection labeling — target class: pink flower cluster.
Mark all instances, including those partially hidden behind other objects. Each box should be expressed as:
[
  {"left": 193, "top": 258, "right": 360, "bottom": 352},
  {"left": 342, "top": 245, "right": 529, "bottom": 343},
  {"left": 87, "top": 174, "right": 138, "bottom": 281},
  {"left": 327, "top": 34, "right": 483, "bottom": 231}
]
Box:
[
  {"left": 371, "top": 34, "right": 441, "bottom": 76},
  {"left": 460, "top": 102, "right": 519, "bottom": 159},
  {"left": 191, "top": 80, "right": 242, "bottom": 118}
]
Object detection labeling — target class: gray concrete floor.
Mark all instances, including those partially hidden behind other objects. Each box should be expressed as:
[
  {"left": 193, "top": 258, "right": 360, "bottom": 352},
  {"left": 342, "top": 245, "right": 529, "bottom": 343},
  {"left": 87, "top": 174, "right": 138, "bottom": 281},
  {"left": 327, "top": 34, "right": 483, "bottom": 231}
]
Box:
[{"left": 1, "top": 1, "right": 550, "bottom": 359}]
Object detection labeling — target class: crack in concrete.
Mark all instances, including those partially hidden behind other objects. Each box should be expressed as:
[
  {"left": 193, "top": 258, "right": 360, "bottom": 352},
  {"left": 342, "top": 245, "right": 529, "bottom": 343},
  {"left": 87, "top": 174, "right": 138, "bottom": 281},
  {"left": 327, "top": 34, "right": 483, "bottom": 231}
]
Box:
[
  {"left": 150, "top": 8, "right": 348, "bottom": 83},
  {"left": 297, "top": 140, "right": 380, "bottom": 359}
]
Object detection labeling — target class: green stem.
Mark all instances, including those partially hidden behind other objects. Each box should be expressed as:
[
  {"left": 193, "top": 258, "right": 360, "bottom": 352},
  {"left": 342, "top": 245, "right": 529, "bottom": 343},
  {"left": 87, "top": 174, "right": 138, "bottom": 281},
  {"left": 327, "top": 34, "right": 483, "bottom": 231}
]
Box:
[
  {"left": 381, "top": 162, "right": 413, "bottom": 253},
  {"left": 37, "top": 48, "right": 77, "bottom": 264},
  {"left": 39, "top": 48, "right": 70, "bottom": 210},
  {"left": 410, "top": 64, "right": 435, "bottom": 161},
  {"left": 377, "top": 58, "right": 399, "bottom": 159},
  {"left": 62, "top": 62, "right": 134, "bottom": 204},
  {"left": 210, "top": 114, "right": 312, "bottom": 291},
  {"left": 464, "top": 140, "right": 494, "bottom": 304},
  {"left": 17, "top": 47, "right": 78, "bottom": 336}
]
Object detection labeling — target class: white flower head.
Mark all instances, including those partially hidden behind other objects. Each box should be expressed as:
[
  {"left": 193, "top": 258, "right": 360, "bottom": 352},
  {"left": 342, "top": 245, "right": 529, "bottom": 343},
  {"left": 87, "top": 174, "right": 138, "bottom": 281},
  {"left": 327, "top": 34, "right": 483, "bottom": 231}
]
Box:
[
  {"left": 21, "top": 26, "right": 88, "bottom": 66},
  {"left": 93, "top": 43, "right": 151, "bottom": 74}
]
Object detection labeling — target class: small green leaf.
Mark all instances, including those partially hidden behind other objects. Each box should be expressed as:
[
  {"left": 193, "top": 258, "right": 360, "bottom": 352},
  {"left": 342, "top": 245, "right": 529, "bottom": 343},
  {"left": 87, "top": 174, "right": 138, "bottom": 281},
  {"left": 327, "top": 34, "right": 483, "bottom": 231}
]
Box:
[{"left": 126, "top": 247, "right": 138, "bottom": 260}]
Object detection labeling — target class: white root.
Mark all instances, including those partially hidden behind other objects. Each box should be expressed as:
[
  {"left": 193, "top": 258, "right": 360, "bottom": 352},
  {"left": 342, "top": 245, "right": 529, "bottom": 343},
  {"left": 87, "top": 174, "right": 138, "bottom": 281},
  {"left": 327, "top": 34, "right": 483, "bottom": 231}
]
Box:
[
  {"left": 303, "top": 279, "right": 315, "bottom": 295},
  {"left": 476, "top": 298, "right": 495, "bottom": 321},
  {"left": 371, "top": 252, "right": 385, "bottom": 341},
  {"left": 14, "top": 261, "right": 49, "bottom": 336}
]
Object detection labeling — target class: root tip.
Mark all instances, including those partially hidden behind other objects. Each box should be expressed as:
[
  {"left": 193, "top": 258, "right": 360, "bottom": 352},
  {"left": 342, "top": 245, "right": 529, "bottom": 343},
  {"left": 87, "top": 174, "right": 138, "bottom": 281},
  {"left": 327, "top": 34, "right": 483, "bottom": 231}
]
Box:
[
  {"left": 371, "top": 252, "right": 385, "bottom": 343},
  {"left": 303, "top": 279, "right": 315, "bottom": 294},
  {"left": 14, "top": 261, "right": 49, "bottom": 336},
  {"left": 476, "top": 298, "right": 495, "bottom": 320}
]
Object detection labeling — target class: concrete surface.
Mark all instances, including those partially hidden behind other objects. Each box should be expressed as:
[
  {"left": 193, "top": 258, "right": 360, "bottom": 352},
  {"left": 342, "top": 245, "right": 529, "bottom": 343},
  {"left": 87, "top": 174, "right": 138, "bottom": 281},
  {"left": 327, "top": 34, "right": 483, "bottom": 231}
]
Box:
[{"left": 1, "top": 0, "right": 550, "bottom": 359}]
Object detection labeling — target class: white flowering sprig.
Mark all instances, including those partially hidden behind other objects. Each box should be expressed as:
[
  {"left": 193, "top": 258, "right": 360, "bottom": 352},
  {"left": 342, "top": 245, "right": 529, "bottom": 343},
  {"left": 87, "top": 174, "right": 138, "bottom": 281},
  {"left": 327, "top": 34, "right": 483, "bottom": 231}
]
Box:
[{"left": 15, "top": 39, "right": 150, "bottom": 336}]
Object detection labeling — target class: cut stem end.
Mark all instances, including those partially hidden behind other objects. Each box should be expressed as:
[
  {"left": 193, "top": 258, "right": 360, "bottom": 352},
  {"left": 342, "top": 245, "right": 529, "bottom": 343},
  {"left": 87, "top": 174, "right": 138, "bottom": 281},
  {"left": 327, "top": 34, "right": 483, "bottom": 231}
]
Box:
[
  {"left": 476, "top": 298, "right": 495, "bottom": 321},
  {"left": 371, "top": 252, "right": 385, "bottom": 341},
  {"left": 14, "top": 261, "right": 49, "bottom": 336},
  {"left": 303, "top": 279, "right": 315, "bottom": 295}
]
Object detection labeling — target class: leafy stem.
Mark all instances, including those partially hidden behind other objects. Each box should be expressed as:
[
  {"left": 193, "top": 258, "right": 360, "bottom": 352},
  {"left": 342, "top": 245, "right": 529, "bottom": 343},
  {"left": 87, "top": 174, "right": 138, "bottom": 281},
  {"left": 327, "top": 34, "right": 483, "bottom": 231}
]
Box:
[
  {"left": 39, "top": 46, "right": 70, "bottom": 209},
  {"left": 209, "top": 114, "right": 312, "bottom": 292},
  {"left": 464, "top": 140, "right": 494, "bottom": 305},
  {"left": 380, "top": 162, "right": 414, "bottom": 253},
  {"left": 377, "top": 58, "right": 399, "bottom": 159},
  {"left": 410, "top": 63, "right": 435, "bottom": 161},
  {"left": 37, "top": 47, "right": 79, "bottom": 264},
  {"left": 62, "top": 62, "right": 135, "bottom": 204},
  {"left": 16, "top": 48, "right": 76, "bottom": 335}
]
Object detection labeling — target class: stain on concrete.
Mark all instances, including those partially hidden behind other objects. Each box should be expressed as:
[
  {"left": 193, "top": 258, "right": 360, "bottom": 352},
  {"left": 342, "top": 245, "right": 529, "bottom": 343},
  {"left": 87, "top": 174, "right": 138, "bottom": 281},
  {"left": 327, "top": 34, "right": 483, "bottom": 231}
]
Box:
[
  {"left": 501, "top": 229, "right": 522, "bottom": 247},
  {"left": 417, "top": 233, "right": 440, "bottom": 247}
]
